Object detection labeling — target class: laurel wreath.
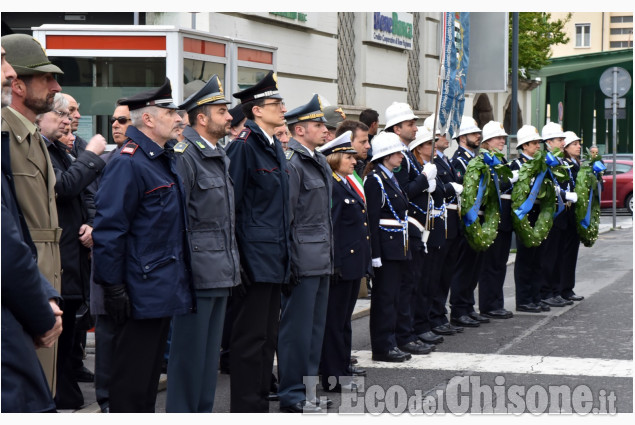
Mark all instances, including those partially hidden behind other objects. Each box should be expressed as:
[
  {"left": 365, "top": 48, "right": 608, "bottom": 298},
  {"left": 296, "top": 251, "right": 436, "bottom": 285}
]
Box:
[
  {"left": 460, "top": 150, "right": 512, "bottom": 251},
  {"left": 511, "top": 149, "right": 568, "bottom": 247},
  {"left": 574, "top": 151, "right": 603, "bottom": 247}
]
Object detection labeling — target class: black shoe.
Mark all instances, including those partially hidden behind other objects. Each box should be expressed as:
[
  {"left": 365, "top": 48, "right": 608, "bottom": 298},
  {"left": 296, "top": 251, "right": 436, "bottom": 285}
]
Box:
[
  {"left": 267, "top": 392, "right": 279, "bottom": 401},
  {"left": 451, "top": 315, "right": 480, "bottom": 327},
  {"left": 75, "top": 366, "right": 95, "bottom": 383},
  {"left": 481, "top": 309, "right": 514, "bottom": 319},
  {"left": 417, "top": 331, "right": 444, "bottom": 344},
  {"left": 554, "top": 295, "right": 574, "bottom": 305},
  {"left": 394, "top": 347, "right": 413, "bottom": 360},
  {"left": 538, "top": 301, "right": 551, "bottom": 311},
  {"left": 372, "top": 349, "right": 409, "bottom": 362},
  {"left": 432, "top": 323, "right": 456, "bottom": 336},
  {"left": 347, "top": 365, "right": 367, "bottom": 376},
  {"left": 468, "top": 312, "right": 490, "bottom": 323},
  {"left": 516, "top": 303, "right": 541, "bottom": 313},
  {"left": 281, "top": 401, "right": 322, "bottom": 413},
  {"left": 310, "top": 397, "right": 333, "bottom": 409},
  {"left": 398, "top": 340, "right": 433, "bottom": 355},
  {"left": 541, "top": 297, "right": 567, "bottom": 307},
  {"left": 323, "top": 382, "right": 358, "bottom": 393},
  {"left": 563, "top": 294, "right": 584, "bottom": 301},
  {"left": 350, "top": 356, "right": 358, "bottom": 365}
]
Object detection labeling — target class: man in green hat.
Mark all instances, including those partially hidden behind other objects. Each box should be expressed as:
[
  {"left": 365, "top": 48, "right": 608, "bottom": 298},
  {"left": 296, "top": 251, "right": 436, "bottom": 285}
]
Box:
[{"left": 1, "top": 33, "right": 65, "bottom": 397}]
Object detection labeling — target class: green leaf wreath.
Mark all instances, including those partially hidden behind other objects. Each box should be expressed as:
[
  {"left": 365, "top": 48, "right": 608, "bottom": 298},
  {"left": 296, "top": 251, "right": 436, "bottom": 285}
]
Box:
[
  {"left": 460, "top": 150, "right": 511, "bottom": 251},
  {"left": 574, "top": 150, "right": 603, "bottom": 247},
  {"left": 511, "top": 149, "right": 569, "bottom": 247}
]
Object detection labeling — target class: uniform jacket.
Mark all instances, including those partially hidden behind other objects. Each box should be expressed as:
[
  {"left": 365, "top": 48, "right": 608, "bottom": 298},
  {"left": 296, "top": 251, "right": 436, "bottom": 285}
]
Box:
[
  {"left": 562, "top": 157, "right": 580, "bottom": 229},
  {"left": 286, "top": 138, "right": 334, "bottom": 277},
  {"left": 479, "top": 151, "right": 513, "bottom": 233},
  {"left": 331, "top": 172, "right": 372, "bottom": 280},
  {"left": 225, "top": 119, "right": 291, "bottom": 284},
  {"left": 92, "top": 126, "right": 193, "bottom": 319},
  {"left": 175, "top": 126, "right": 240, "bottom": 290},
  {"left": 45, "top": 137, "right": 105, "bottom": 299},
  {"left": 450, "top": 145, "right": 476, "bottom": 184},
  {"left": 394, "top": 148, "right": 430, "bottom": 241},
  {"left": 434, "top": 153, "right": 460, "bottom": 241},
  {"left": 364, "top": 166, "right": 411, "bottom": 262},
  {"left": 2, "top": 131, "right": 59, "bottom": 413},
  {"left": 511, "top": 155, "right": 541, "bottom": 227},
  {"left": 1, "top": 107, "right": 61, "bottom": 292}
]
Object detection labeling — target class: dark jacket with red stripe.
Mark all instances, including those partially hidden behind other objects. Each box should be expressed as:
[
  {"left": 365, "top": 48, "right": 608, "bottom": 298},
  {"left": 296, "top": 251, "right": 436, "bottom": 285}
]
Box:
[{"left": 93, "top": 126, "right": 193, "bottom": 319}]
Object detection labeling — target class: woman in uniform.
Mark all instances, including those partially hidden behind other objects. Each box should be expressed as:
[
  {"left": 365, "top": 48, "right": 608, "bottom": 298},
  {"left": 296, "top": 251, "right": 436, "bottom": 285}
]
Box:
[{"left": 318, "top": 131, "right": 371, "bottom": 391}]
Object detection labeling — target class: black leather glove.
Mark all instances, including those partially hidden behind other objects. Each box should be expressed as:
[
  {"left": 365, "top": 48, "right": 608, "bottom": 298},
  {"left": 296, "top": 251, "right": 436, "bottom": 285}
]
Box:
[
  {"left": 331, "top": 267, "right": 342, "bottom": 285},
  {"left": 233, "top": 265, "right": 252, "bottom": 298},
  {"left": 281, "top": 272, "right": 299, "bottom": 297},
  {"left": 102, "top": 284, "right": 130, "bottom": 325}
]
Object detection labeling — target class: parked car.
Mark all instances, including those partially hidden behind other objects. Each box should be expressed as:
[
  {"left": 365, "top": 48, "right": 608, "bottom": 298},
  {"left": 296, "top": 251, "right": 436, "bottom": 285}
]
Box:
[{"left": 600, "top": 159, "right": 633, "bottom": 214}]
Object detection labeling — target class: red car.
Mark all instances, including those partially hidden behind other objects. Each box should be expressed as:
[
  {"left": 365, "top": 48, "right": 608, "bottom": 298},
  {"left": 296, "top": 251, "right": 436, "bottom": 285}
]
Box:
[{"left": 600, "top": 159, "right": 633, "bottom": 214}]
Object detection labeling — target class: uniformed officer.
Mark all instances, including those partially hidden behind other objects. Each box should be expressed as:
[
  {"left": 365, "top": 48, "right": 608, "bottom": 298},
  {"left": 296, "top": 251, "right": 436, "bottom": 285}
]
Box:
[
  {"left": 165, "top": 75, "right": 241, "bottom": 412},
  {"left": 277, "top": 94, "right": 333, "bottom": 413},
  {"left": 540, "top": 122, "right": 578, "bottom": 307},
  {"left": 363, "top": 132, "right": 412, "bottom": 362},
  {"left": 449, "top": 116, "right": 489, "bottom": 328},
  {"left": 560, "top": 130, "right": 584, "bottom": 302},
  {"left": 512, "top": 125, "right": 549, "bottom": 313},
  {"left": 385, "top": 102, "right": 437, "bottom": 355},
  {"left": 225, "top": 70, "right": 291, "bottom": 413},
  {"left": 92, "top": 78, "right": 193, "bottom": 412},
  {"left": 407, "top": 125, "right": 446, "bottom": 345},
  {"left": 317, "top": 131, "right": 372, "bottom": 392},
  {"left": 422, "top": 114, "right": 464, "bottom": 336},
  {"left": 477, "top": 121, "right": 517, "bottom": 319}
]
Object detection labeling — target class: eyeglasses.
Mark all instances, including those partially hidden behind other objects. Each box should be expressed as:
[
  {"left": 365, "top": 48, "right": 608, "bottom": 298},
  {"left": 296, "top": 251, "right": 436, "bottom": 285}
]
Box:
[
  {"left": 261, "top": 101, "right": 285, "bottom": 109},
  {"left": 53, "top": 110, "right": 72, "bottom": 119},
  {"left": 110, "top": 116, "right": 131, "bottom": 125}
]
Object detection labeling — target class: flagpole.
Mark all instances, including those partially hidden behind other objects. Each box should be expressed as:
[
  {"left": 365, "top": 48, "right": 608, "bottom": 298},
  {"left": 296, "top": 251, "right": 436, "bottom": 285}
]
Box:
[{"left": 431, "top": 12, "right": 448, "bottom": 160}]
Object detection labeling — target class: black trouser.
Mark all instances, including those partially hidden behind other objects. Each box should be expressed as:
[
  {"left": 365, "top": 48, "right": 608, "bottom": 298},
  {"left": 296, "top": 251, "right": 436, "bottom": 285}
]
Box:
[
  {"left": 230, "top": 283, "right": 280, "bottom": 413},
  {"left": 395, "top": 239, "right": 423, "bottom": 346},
  {"left": 54, "top": 298, "right": 84, "bottom": 409},
  {"left": 479, "top": 229, "right": 512, "bottom": 312},
  {"left": 320, "top": 278, "right": 361, "bottom": 390},
  {"left": 370, "top": 260, "right": 404, "bottom": 354},
  {"left": 560, "top": 208, "right": 581, "bottom": 298},
  {"left": 429, "top": 236, "right": 459, "bottom": 327},
  {"left": 540, "top": 214, "right": 568, "bottom": 299},
  {"left": 514, "top": 235, "right": 545, "bottom": 306},
  {"left": 412, "top": 244, "right": 433, "bottom": 334},
  {"left": 450, "top": 236, "right": 484, "bottom": 317},
  {"left": 109, "top": 316, "right": 171, "bottom": 412},
  {"left": 94, "top": 314, "right": 121, "bottom": 412}
]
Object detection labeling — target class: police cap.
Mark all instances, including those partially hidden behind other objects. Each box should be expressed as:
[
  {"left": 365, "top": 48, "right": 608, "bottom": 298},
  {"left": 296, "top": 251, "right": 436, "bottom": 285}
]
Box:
[
  {"left": 229, "top": 104, "right": 246, "bottom": 127},
  {"left": 120, "top": 78, "right": 178, "bottom": 111},
  {"left": 323, "top": 106, "right": 346, "bottom": 130},
  {"left": 318, "top": 130, "right": 357, "bottom": 156},
  {"left": 233, "top": 70, "right": 282, "bottom": 103},
  {"left": 285, "top": 94, "right": 327, "bottom": 125},
  {"left": 179, "top": 74, "right": 230, "bottom": 112}
]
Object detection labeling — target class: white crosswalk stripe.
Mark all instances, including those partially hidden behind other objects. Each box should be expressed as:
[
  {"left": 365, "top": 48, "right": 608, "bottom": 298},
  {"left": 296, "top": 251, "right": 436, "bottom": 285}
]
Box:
[{"left": 352, "top": 350, "right": 632, "bottom": 378}]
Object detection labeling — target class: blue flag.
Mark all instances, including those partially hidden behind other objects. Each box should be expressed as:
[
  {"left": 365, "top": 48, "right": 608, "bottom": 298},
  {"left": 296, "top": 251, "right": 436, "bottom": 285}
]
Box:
[{"left": 438, "top": 12, "right": 470, "bottom": 138}]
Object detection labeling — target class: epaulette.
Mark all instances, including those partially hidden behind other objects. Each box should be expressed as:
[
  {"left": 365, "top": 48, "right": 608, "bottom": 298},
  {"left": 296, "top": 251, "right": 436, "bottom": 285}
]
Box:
[
  {"left": 173, "top": 141, "right": 189, "bottom": 153},
  {"left": 120, "top": 141, "right": 139, "bottom": 155},
  {"left": 194, "top": 140, "right": 207, "bottom": 150},
  {"left": 332, "top": 171, "right": 341, "bottom": 182},
  {"left": 285, "top": 150, "right": 295, "bottom": 160},
  {"left": 236, "top": 128, "right": 251, "bottom": 142}
]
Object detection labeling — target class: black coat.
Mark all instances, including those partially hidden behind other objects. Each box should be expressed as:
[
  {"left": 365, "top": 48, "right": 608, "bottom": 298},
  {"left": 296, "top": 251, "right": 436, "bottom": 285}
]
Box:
[
  {"left": 331, "top": 172, "right": 372, "bottom": 280},
  {"left": 225, "top": 120, "right": 291, "bottom": 284},
  {"left": 2, "top": 130, "right": 60, "bottom": 412},
  {"left": 45, "top": 138, "right": 105, "bottom": 299},
  {"left": 434, "top": 153, "right": 460, "bottom": 241},
  {"left": 394, "top": 150, "right": 430, "bottom": 241}
]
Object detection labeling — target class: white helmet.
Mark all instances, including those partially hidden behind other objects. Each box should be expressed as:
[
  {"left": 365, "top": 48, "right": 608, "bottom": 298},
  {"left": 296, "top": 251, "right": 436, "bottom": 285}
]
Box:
[
  {"left": 409, "top": 126, "right": 434, "bottom": 151},
  {"left": 370, "top": 131, "right": 406, "bottom": 162},
  {"left": 453, "top": 115, "right": 481, "bottom": 140},
  {"left": 541, "top": 122, "right": 566, "bottom": 141},
  {"left": 423, "top": 114, "right": 444, "bottom": 136},
  {"left": 481, "top": 120, "right": 508, "bottom": 142},
  {"left": 385, "top": 102, "right": 418, "bottom": 129},
  {"left": 563, "top": 130, "right": 581, "bottom": 148},
  {"left": 516, "top": 125, "right": 542, "bottom": 148}
]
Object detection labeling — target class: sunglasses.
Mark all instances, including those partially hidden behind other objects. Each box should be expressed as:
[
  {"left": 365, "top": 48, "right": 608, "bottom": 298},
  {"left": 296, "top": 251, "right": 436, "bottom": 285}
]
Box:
[{"left": 110, "top": 116, "right": 131, "bottom": 125}]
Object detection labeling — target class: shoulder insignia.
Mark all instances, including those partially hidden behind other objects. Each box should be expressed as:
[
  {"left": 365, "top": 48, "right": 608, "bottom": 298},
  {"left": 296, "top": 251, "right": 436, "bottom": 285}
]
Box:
[
  {"left": 332, "top": 171, "right": 342, "bottom": 182},
  {"left": 173, "top": 141, "right": 189, "bottom": 153},
  {"left": 195, "top": 140, "right": 206, "bottom": 149},
  {"left": 120, "top": 142, "right": 138, "bottom": 155},
  {"left": 285, "top": 150, "right": 295, "bottom": 160},
  {"left": 236, "top": 128, "right": 251, "bottom": 142}
]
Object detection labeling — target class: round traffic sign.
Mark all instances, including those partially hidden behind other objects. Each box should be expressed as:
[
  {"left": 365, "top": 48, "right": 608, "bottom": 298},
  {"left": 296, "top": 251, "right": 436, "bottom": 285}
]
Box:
[{"left": 599, "top": 67, "right": 632, "bottom": 98}]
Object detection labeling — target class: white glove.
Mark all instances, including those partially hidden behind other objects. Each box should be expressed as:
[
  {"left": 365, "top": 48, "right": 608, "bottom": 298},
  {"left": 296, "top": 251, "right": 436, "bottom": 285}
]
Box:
[
  {"left": 510, "top": 170, "right": 519, "bottom": 184},
  {"left": 427, "top": 179, "right": 436, "bottom": 193},
  {"left": 372, "top": 258, "right": 382, "bottom": 268},
  {"left": 450, "top": 182, "right": 463, "bottom": 195},
  {"left": 565, "top": 191, "right": 578, "bottom": 203},
  {"left": 423, "top": 163, "right": 437, "bottom": 180}
]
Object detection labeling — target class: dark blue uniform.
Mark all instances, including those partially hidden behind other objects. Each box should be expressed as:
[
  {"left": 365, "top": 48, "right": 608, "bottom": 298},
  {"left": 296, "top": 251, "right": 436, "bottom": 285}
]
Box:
[
  {"left": 92, "top": 125, "right": 192, "bottom": 412},
  {"left": 321, "top": 171, "right": 371, "bottom": 390},
  {"left": 225, "top": 119, "right": 291, "bottom": 413},
  {"left": 559, "top": 157, "right": 581, "bottom": 299}
]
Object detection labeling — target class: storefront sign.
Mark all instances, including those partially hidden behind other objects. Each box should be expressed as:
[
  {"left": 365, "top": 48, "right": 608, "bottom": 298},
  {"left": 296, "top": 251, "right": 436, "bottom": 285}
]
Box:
[{"left": 368, "top": 12, "right": 413, "bottom": 50}]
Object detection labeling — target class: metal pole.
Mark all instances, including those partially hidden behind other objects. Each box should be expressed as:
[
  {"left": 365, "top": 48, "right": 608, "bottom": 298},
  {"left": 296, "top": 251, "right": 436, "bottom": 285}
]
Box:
[
  {"left": 510, "top": 12, "right": 519, "bottom": 160},
  {"left": 612, "top": 67, "right": 618, "bottom": 229}
]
